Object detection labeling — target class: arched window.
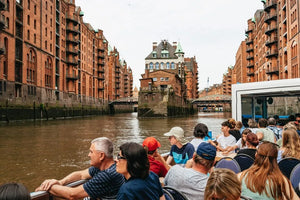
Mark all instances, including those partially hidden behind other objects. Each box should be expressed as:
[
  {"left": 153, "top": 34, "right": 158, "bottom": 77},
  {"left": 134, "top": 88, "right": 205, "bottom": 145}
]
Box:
[
  {"left": 166, "top": 62, "right": 170, "bottom": 69},
  {"left": 160, "top": 62, "right": 164, "bottom": 69},
  {"left": 6, "top": 17, "right": 9, "bottom": 29},
  {"left": 6, "top": 0, "right": 9, "bottom": 12},
  {"left": 27, "top": 48, "right": 37, "bottom": 85},
  {"left": 27, "top": 0, "right": 30, "bottom": 9},
  {"left": 155, "top": 62, "right": 159, "bottom": 69},
  {"left": 171, "top": 62, "right": 175, "bottom": 69},
  {"left": 45, "top": 57, "right": 52, "bottom": 87},
  {"left": 149, "top": 62, "right": 153, "bottom": 69}
]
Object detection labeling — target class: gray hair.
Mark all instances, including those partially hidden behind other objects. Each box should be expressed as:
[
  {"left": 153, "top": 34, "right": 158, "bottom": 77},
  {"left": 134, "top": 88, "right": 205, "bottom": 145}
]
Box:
[
  {"left": 268, "top": 118, "right": 276, "bottom": 126},
  {"left": 91, "top": 137, "right": 113, "bottom": 158}
]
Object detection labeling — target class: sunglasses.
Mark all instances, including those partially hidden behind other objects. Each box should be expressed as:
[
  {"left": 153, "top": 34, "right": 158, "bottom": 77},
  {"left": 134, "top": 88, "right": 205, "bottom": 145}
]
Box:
[{"left": 117, "top": 153, "right": 126, "bottom": 160}]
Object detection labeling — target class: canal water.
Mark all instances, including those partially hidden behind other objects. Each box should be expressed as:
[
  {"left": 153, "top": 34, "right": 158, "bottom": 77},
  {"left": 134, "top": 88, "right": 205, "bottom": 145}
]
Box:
[{"left": 0, "top": 112, "right": 230, "bottom": 191}]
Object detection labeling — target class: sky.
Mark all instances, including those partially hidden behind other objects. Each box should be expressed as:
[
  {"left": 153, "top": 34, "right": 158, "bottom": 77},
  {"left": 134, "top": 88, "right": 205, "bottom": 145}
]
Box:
[{"left": 75, "top": 0, "right": 263, "bottom": 90}]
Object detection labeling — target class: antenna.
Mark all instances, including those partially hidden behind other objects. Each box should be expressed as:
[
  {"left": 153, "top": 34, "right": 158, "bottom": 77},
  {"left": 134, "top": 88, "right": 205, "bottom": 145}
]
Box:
[{"left": 207, "top": 77, "right": 209, "bottom": 88}]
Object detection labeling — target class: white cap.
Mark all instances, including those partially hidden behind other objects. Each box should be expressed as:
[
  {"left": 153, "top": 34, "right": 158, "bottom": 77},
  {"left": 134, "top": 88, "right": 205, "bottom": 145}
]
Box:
[{"left": 164, "top": 127, "right": 188, "bottom": 145}]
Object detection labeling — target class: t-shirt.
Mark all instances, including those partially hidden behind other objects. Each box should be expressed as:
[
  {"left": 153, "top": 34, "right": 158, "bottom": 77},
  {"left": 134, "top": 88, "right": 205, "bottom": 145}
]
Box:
[
  {"left": 83, "top": 163, "right": 125, "bottom": 199},
  {"left": 164, "top": 165, "right": 208, "bottom": 200},
  {"left": 217, "top": 134, "right": 236, "bottom": 152},
  {"left": 190, "top": 138, "right": 205, "bottom": 151},
  {"left": 229, "top": 129, "right": 241, "bottom": 141},
  {"left": 117, "top": 172, "right": 163, "bottom": 200},
  {"left": 267, "top": 126, "right": 282, "bottom": 140},
  {"left": 256, "top": 128, "right": 275, "bottom": 143},
  {"left": 169, "top": 143, "right": 195, "bottom": 165},
  {"left": 148, "top": 155, "right": 168, "bottom": 177}
]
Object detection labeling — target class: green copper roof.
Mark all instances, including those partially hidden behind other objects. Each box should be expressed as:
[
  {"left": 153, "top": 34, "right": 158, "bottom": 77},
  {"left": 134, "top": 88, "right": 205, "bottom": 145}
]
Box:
[
  {"left": 245, "top": 33, "right": 249, "bottom": 37},
  {"left": 95, "top": 30, "right": 98, "bottom": 33},
  {"left": 115, "top": 53, "right": 118, "bottom": 57},
  {"left": 161, "top": 50, "right": 169, "bottom": 54},
  {"left": 103, "top": 39, "right": 107, "bottom": 44},
  {"left": 251, "top": 17, "right": 256, "bottom": 23},
  {"left": 261, "top": 0, "right": 266, "bottom": 3},
  {"left": 175, "top": 42, "right": 184, "bottom": 54},
  {"left": 152, "top": 51, "right": 157, "bottom": 53},
  {"left": 79, "top": 11, "right": 84, "bottom": 16}
]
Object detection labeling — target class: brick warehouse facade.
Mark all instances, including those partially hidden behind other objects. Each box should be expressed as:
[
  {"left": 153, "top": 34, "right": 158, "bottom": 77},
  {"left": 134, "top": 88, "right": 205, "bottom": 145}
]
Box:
[
  {"left": 0, "top": 0, "right": 133, "bottom": 108},
  {"left": 200, "top": 0, "right": 300, "bottom": 97}
]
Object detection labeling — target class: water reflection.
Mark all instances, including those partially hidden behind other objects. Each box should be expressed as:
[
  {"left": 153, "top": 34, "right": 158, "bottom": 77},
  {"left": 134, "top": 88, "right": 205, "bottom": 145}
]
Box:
[{"left": 0, "top": 112, "right": 230, "bottom": 191}]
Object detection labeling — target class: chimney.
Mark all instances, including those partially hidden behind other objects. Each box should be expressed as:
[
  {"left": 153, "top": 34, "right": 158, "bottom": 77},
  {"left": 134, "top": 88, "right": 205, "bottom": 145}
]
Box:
[
  {"left": 153, "top": 42, "right": 157, "bottom": 51},
  {"left": 145, "top": 69, "right": 149, "bottom": 78},
  {"left": 173, "top": 42, "right": 177, "bottom": 49}
]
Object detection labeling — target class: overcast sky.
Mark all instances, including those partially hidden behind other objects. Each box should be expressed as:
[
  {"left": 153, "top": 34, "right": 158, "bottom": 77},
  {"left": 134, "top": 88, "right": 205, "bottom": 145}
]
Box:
[{"left": 75, "top": 0, "right": 263, "bottom": 90}]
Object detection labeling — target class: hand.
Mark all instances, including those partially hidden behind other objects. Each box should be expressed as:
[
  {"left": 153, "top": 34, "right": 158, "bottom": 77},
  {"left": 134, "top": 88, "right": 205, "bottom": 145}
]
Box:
[
  {"left": 35, "top": 179, "right": 60, "bottom": 191},
  {"left": 153, "top": 151, "right": 164, "bottom": 162}
]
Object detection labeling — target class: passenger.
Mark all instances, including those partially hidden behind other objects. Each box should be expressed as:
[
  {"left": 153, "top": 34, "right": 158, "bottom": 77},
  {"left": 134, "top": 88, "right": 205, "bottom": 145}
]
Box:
[
  {"left": 190, "top": 123, "right": 209, "bottom": 150},
  {"left": 210, "top": 121, "right": 236, "bottom": 153},
  {"left": 228, "top": 118, "right": 242, "bottom": 141},
  {"left": 238, "top": 142, "right": 298, "bottom": 199},
  {"left": 164, "top": 142, "right": 216, "bottom": 200},
  {"left": 164, "top": 126, "right": 195, "bottom": 166},
  {"left": 225, "top": 128, "right": 252, "bottom": 153},
  {"left": 0, "top": 183, "right": 30, "bottom": 200},
  {"left": 256, "top": 118, "right": 276, "bottom": 143},
  {"left": 116, "top": 142, "right": 165, "bottom": 200},
  {"left": 247, "top": 118, "right": 259, "bottom": 133},
  {"left": 35, "top": 137, "right": 125, "bottom": 199},
  {"left": 237, "top": 132, "right": 259, "bottom": 160},
  {"left": 294, "top": 113, "right": 300, "bottom": 136},
  {"left": 277, "top": 122, "right": 298, "bottom": 147},
  {"left": 267, "top": 117, "right": 282, "bottom": 140},
  {"left": 236, "top": 120, "right": 245, "bottom": 134},
  {"left": 204, "top": 168, "right": 241, "bottom": 200},
  {"left": 277, "top": 126, "right": 300, "bottom": 162},
  {"left": 142, "top": 137, "right": 169, "bottom": 177}
]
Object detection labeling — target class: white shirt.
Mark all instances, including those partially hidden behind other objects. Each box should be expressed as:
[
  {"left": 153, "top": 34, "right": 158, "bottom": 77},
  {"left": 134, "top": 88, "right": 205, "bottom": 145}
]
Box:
[{"left": 217, "top": 134, "right": 236, "bottom": 152}]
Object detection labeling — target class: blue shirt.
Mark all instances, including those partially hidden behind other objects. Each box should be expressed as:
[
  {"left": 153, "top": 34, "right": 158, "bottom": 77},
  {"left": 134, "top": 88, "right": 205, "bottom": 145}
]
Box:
[
  {"left": 83, "top": 163, "right": 125, "bottom": 199},
  {"left": 170, "top": 143, "right": 194, "bottom": 164},
  {"left": 117, "top": 172, "right": 163, "bottom": 200}
]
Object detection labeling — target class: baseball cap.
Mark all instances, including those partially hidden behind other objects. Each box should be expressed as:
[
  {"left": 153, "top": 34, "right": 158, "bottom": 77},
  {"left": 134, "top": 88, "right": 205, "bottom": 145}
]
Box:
[
  {"left": 164, "top": 127, "right": 188, "bottom": 145},
  {"left": 196, "top": 142, "right": 216, "bottom": 160},
  {"left": 143, "top": 137, "right": 161, "bottom": 151}
]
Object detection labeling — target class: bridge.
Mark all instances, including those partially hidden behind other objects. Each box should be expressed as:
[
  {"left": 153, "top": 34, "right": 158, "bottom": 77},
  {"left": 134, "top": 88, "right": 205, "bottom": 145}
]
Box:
[
  {"left": 109, "top": 97, "right": 138, "bottom": 105},
  {"left": 192, "top": 95, "right": 231, "bottom": 112}
]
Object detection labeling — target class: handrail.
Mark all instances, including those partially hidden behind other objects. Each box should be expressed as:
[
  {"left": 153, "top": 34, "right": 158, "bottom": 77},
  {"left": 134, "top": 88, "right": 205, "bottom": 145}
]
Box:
[{"left": 30, "top": 179, "right": 88, "bottom": 200}]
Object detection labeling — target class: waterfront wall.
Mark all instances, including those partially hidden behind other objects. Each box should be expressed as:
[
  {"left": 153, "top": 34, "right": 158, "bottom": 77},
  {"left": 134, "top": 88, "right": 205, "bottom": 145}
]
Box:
[{"left": 138, "top": 89, "right": 195, "bottom": 117}]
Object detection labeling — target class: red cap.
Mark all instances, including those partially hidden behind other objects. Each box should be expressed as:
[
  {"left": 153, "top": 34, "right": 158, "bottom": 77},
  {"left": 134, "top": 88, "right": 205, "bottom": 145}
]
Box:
[{"left": 143, "top": 137, "right": 161, "bottom": 151}]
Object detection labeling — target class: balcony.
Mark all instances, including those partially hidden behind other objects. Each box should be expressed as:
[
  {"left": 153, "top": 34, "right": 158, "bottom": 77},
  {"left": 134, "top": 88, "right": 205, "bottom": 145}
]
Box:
[
  {"left": 98, "top": 53, "right": 105, "bottom": 59},
  {"left": 246, "top": 55, "right": 254, "bottom": 60},
  {"left": 0, "top": 14, "right": 7, "bottom": 30},
  {"left": 66, "top": 36, "right": 79, "bottom": 45},
  {"left": 265, "top": 25, "right": 277, "bottom": 35},
  {"left": 98, "top": 87, "right": 104, "bottom": 91},
  {"left": 245, "top": 28, "right": 253, "bottom": 34},
  {"left": 97, "top": 75, "right": 104, "bottom": 80},
  {"left": 66, "top": 73, "right": 78, "bottom": 80},
  {"left": 66, "top": 26, "right": 79, "bottom": 35},
  {"left": 98, "top": 68, "right": 104, "bottom": 73},
  {"left": 246, "top": 47, "right": 254, "bottom": 52},
  {"left": 66, "top": 58, "right": 78, "bottom": 66},
  {"left": 246, "top": 63, "right": 254, "bottom": 68},
  {"left": 0, "top": 0, "right": 7, "bottom": 11},
  {"left": 265, "top": 14, "right": 277, "bottom": 23},
  {"left": 245, "top": 38, "right": 253, "bottom": 45},
  {"left": 266, "top": 50, "right": 278, "bottom": 58},
  {"left": 66, "top": 47, "right": 78, "bottom": 55},
  {"left": 66, "top": 14, "right": 79, "bottom": 24},
  {"left": 264, "top": 0, "right": 277, "bottom": 12},
  {"left": 266, "top": 66, "right": 279, "bottom": 75},
  {"left": 247, "top": 72, "right": 254, "bottom": 76},
  {"left": 98, "top": 47, "right": 105, "bottom": 52},
  {"left": 265, "top": 37, "right": 278, "bottom": 46}
]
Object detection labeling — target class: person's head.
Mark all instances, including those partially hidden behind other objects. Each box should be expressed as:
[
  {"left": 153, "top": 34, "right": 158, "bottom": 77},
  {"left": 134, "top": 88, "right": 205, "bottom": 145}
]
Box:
[
  {"left": 221, "top": 121, "right": 231, "bottom": 134},
  {"left": 116, "top": 142, "right": 149, "bottom": 180},
  {"left": 204, "top": 168, "right": 241, "bottom": 200},
  {"left": 246, "top": 132, "right": 259, "bottom": 147},
  {"left": 235, "top": 121, "right": 243, "bottom": 130},
  {"left": 267, "top": 117, "right": 276, "bottom": 126},
  {"left": 164, "top": 126, "right": 188, "bottom": 146},
  {"left": 228, "top": 118, "right": 236, "bottom": 129},
  {"left": 0, "top": 183, "right": 30, "bottom": 200},
  {"left": 281, "top": 128, "right": 300, "bottom": 159},
  {"left": 193, "top": 123, "right": 209, "bottom": 139},
  {"left": 295, "top": 113, "right": 300, "bottom": 122},
  {"left": 241, "top": 128, "right": 252, "bottom": 146},
  {"left": 283, "top": 122, "right": 297, "bottom": 131},
  {"left": 258, "top": 118, "right": 268, "bottom": 128},
  {"left": 247, "top": 118, "right": 257, "bottom": 128},
  {"left": 255, "top": 141, "right": 278, "bottom": 168},
  {"left": 142, "top": 137, "right": 161, "bottom": 154},
  {"left": 89, "top": 137, "right": 114, "bottom": 167},
  {"left": 288, "top": 115, "right": 296, "bottom": 122},
  {"left": 194, "top": 142, "right": 216, "bottom": 169}
]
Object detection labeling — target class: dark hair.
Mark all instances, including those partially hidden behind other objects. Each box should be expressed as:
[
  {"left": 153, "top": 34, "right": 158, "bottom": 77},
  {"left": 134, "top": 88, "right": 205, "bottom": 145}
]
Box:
[
  {"left": 0, "top": 183, "right": 30, "bottom": 200},
  {"left": 221, "top": 121, "right": 231, "bottom": 128},
  {"left": 120, "top": 142, "right": 149, "bottom": 179},
  {"left": 295, "top": 113, "right": 300, "bottom": 118},
  {"left": 288, "top": 115, "right": 296, "bottom": 122},
  {"left": 246, "top": 132, "right": 259, "bottom": 147},
  {"left": 241, "top": 128, "right": 252, "bottom": 147},
  {"left": 273, "top": 115, "right": 279, "bottom": 120},
  {"left": 193, "top": 123, "right": 209, "bottom": 138},
  {"left": 258, "top": 118, "right": 268, "bottom": 128}
]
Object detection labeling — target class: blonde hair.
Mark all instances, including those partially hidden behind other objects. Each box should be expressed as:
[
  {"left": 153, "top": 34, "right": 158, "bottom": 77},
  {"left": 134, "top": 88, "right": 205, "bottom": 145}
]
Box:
[
  {"left": 282, "top": 128, "right": 300, "bottom": 159},
  {"left": 204, "top": 168, "right": 241, "bottom": 200}
]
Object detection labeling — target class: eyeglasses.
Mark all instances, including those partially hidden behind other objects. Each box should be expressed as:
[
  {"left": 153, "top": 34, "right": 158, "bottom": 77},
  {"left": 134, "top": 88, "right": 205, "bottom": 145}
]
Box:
[{"left": 116, "top": 153, "right": 126, "bottom": 160}]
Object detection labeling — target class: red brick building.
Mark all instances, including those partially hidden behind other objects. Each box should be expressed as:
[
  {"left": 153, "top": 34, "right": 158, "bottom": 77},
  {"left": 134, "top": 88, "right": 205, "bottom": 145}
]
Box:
[{"left": 0, "top": 0, "right": 133, "bottom": 107}]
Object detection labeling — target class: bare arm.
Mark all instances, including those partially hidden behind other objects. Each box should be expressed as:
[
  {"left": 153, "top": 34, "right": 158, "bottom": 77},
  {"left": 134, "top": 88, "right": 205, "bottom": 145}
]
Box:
[
  {"left": 154, "top": 151, "right": 171, "bottom": 170},
  {"left": 166, "top": 155, "right": 173, "bottom": 165},
  {"left": 160, "top": 194, "right": 166, "bottom": 200},
  {"left": 256, "top": 132, "right": 263, "bottom": 141},
  {"left": 48, "top": 184, "right": 88, "bottom": 200}
]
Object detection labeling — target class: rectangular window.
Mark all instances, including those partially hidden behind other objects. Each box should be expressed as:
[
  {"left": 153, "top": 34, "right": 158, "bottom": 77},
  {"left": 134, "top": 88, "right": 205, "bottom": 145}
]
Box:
[
  {"left": 153, "top": 78, "right": 157, "bottom": 81},
  {"left": 160, "top": 77, "right": 164, "bottom": 81},
  {"left": 165, "top": 77, "right": 169, "bottom": 81}
]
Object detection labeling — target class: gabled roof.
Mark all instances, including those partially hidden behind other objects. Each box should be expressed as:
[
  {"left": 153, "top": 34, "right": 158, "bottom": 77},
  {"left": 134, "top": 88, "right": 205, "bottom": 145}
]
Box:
[
  {"left": 175, "top": 42, "right": 184, "bottom": 54},
  {"left": 145, "top": 40, "right": 178, "bottom": 60}
]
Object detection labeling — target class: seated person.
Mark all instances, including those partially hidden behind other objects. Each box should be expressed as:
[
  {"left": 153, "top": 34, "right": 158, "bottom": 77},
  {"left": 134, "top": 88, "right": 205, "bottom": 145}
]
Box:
[
  {"left": 190, "top": 123, "right": 210, "bottom": 150},
  {"left": 116, "top": 142, "right": 165, "bottom": 200},
  {"left": 0, "top": 183, "right": 30, "bottom": 200},
  {"left": 142, "top": 137, "right": 169, "bottom": 177},
  {"left": 256, "top": 118, "right": 276, "bottom": 143},
  {"left": 164, "top": 142, "right": 216, "bottom": 200},
  {"left": 225, "top": 129, "right": 251, "bottom": 153},
  {"left": 164, "top": 127, "right": 195, "bottom": 166},
  {"left": 237, "top": 132, "right": 259, "bottom": 160}
]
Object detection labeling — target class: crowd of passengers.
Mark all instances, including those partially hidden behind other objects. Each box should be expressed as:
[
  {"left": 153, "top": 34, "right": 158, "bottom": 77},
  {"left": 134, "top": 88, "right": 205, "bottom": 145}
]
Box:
[{"left": 1, "top": 114, "right": 300, "bottom": 200}]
